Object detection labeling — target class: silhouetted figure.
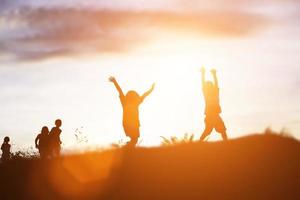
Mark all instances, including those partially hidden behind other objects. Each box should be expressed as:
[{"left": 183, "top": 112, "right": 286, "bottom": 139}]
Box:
[
  {"left": 35, "top": 126, "right": 50, "bottom": 159},
  {"left": 49, "top": 119, "right": 62, "bottom": 157},
  {"left": 109, "top": 76, "right": 155, "bottom": 147},
  {"left": 200, "top": 68, "right": 228, "bottom": 141},
  {"left": 1, "top": 136, "right": 11, "bottom": 162}
]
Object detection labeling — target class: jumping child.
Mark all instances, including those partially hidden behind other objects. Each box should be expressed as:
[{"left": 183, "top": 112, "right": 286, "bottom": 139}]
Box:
[
  {"left": 200, "top": 67, "right": 228, "bottom": 141},
  {"left": 109, "top": 76, "right": 155, "bottom": 146}
]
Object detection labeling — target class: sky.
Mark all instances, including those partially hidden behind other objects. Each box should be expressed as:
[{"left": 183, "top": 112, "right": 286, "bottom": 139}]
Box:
[{"left": 0, "top": 0, "right": 300, "bottom": 151}]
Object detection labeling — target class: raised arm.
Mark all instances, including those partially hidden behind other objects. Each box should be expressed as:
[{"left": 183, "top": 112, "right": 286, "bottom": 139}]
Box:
[
  {"left": 141, "top": 83, "right": 155, "bottom": 102},
  {"left": 211, "top": 69, "right": 218, "bottom": 88},
  {"left": 35, "top": 135, "right": 39, "bottom": 148},
  {"left": 200, "top": 67, "right": 206, "bottom": 87},
  {"left": 109, "top": 76, "right": 124, "bottom": 97}
]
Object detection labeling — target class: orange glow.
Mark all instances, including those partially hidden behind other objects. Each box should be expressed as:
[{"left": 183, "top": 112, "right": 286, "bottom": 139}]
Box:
[{"left": 26, "top": 150, "right": 124, "bottom": 199}]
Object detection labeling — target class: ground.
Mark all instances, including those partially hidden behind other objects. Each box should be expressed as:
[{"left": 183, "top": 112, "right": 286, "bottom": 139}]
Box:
[{"left": 0, "top": 134, "right": 299, "bottom": 200}]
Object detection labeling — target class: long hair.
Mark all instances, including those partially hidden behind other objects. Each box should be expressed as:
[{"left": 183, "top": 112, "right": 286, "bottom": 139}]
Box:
[{"left": 41, "top": 126, "right": 49, "bottom": 135}]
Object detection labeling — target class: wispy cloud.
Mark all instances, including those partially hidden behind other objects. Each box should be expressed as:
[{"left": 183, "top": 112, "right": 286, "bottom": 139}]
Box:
[
  {"left": 7, "top": 0, "right": 300, "bottom": 62},
  {"left": 6, "top": 0, "right": 300, "bottom": 62},
  {"left": 0, "top": 6, "right": 271, "bottom": 61}
]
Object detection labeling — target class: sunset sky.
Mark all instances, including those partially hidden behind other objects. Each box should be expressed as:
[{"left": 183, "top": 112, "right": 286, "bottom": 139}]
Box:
[{"left": 0, "top": 0, "right": 300, "bottom": 151}]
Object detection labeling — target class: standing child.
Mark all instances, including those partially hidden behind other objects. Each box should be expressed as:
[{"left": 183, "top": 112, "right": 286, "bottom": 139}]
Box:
[
  {"left": 109, "top": 76, "right": 155, "bottom": 146},
  {"left": 200, "top": 67, "right": 228, "bottom": 141},
  {"left": 35, "top": 126, "right": 50, "bottom": 159},
  {"left": 49, "top": 119, "right": 62, "bottom": 157},
  {"left": 1, "top": 136, "right": 11, "bottom": 162}
]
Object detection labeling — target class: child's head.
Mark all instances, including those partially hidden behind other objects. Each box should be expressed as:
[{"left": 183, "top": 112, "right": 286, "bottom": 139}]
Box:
[
  {"left": 126, "top": 90, "right": 140, "bottom": 103},
  {"left": 55, "top": 119, "right": 62, "bottom": 127},
  {"left": 41, "top": 126, "right": 49, "bottom": 135},
  {"left": 204, "top": 81, "right": 214, "bottom": 90},
  {"left": 4, "top": 136, "right": 10, "bottom": 143}
]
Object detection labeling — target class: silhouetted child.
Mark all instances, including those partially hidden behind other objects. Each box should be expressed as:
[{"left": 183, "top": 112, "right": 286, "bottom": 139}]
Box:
[
  {"left": 1, "top": 136, "right": 11, "bottom": 162},
  {"left": 200, "top": 68, "right": 228, "bottom": 141},
  {"left": 49, "top": 119, "right": 62, "bottom": 157},
  {"left": 109, "top": 76, "right": 155, "bottom": 146},
  {"left": 35, "top": 126, "right": 50, "bottom": 159}
]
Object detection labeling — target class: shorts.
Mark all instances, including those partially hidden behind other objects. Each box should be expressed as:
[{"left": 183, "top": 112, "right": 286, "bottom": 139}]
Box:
[{"left": 205, "top": 115, "right": 226, "bottom": 133}]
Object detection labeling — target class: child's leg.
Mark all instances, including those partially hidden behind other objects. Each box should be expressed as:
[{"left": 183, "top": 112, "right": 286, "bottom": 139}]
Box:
[
  {"left": 53, "top": 145, "right": 61, "bottom": 157},
  {"left": 200, "top": 116, "right": 213, "bottom": 141},
  {"left": 215, "top": 115, "right": 227, "bottom": 141},
  {"left": 128, "top": 136, "right": 139, "bottom": 147},
  {"left": 56, "top": 146, "right": 61, "bottom": 156},
  {"left": 124, "top": 125, "right": 140, "bottom": 147},
  {"left": 200, "top": 127, "right": 213, "bottom": 141},
  {"left": 221, "top": 132, "right": 228, "bottom": 141},
  {"left": 128, "top": 128, "right": 139, "bottom": 147}
]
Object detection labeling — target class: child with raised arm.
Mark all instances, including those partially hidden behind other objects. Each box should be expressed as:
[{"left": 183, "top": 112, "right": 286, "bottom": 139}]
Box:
[
  {"left": 109, "top": 76, "right": 155, "bottom": 147},
  {"left": 200, "top": 67, "right": 228, "bottom": 141}
]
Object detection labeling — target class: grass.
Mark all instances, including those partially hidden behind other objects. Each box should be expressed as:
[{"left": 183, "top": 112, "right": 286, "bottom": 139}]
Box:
[
  {"left": 263, "top": 127, "right": 294, "bottom": 138},
  {"left": 0, "top": 130, "right": 299, "bottom": 200},
  {"left": 160, "top": 133, "right": 195, "bottom": 146}
]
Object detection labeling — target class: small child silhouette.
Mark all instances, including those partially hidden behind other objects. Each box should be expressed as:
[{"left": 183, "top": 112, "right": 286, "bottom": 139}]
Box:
[
  {"left": 200, "top": 68, "right": 228, "bottom": 141},
  {"left": 109, "top": 76, "right": 155, "bottom": 146},
  {"left": 35, "top": 126, "right": 50, "bottom": 159},
  {"left": 1, "top": 136, "right": 11, "bottom": 162},
  {"left": 49, "top": 119, "right": 62, "bottom": 157}
]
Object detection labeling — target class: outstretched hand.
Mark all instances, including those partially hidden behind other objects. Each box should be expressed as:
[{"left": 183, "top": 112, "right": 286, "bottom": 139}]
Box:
[
  {"left": 150, "top": 83, "right": 155, "bottom": 91},
  {"left": 109, "top": 76, "right": 116, "bottom": 82},
  {"left": 142, "top": 83, "right": 155, "bottom": 100}
]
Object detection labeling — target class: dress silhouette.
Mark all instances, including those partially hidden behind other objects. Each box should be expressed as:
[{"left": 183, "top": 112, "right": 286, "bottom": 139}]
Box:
[
  {"left": 35, "top": 126, "right": 50, "bottom": 159},
  {"left": 109, "top": 76, "right": 155, "bottom": 146},
  {"left": 200, "top": 68, "right": 228, "bottom": 141},
  {"left": 1, "top": 136, "right": 11, "bottom": 162},
  {"left": 49, "top": 119, "right": 62, "bottom": 157}
]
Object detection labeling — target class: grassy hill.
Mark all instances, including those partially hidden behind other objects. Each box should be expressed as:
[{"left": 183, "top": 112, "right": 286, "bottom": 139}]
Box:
[{"left": 0, "top": 134, "right": 299, "bottom": 200}]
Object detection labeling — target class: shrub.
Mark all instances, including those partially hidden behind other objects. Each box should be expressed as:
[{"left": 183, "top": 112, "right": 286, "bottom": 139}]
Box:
[{"left": 161, "top": 133, "right": 194, "bottom": 146}]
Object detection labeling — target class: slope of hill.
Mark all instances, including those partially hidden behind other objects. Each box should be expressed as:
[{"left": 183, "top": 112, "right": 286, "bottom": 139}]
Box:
[{"left": 0, "top": 134, "right": 299, "bottom": 200}]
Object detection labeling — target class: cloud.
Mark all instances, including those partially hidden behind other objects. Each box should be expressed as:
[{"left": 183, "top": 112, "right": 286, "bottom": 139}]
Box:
[{"left": 0, "top": 6, "right": 270, "bottom": 61}]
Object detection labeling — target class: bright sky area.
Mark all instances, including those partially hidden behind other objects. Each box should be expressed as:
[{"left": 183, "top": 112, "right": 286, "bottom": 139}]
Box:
[{"left": 0, "top": 0, "right": 299, "bottom": 151}]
